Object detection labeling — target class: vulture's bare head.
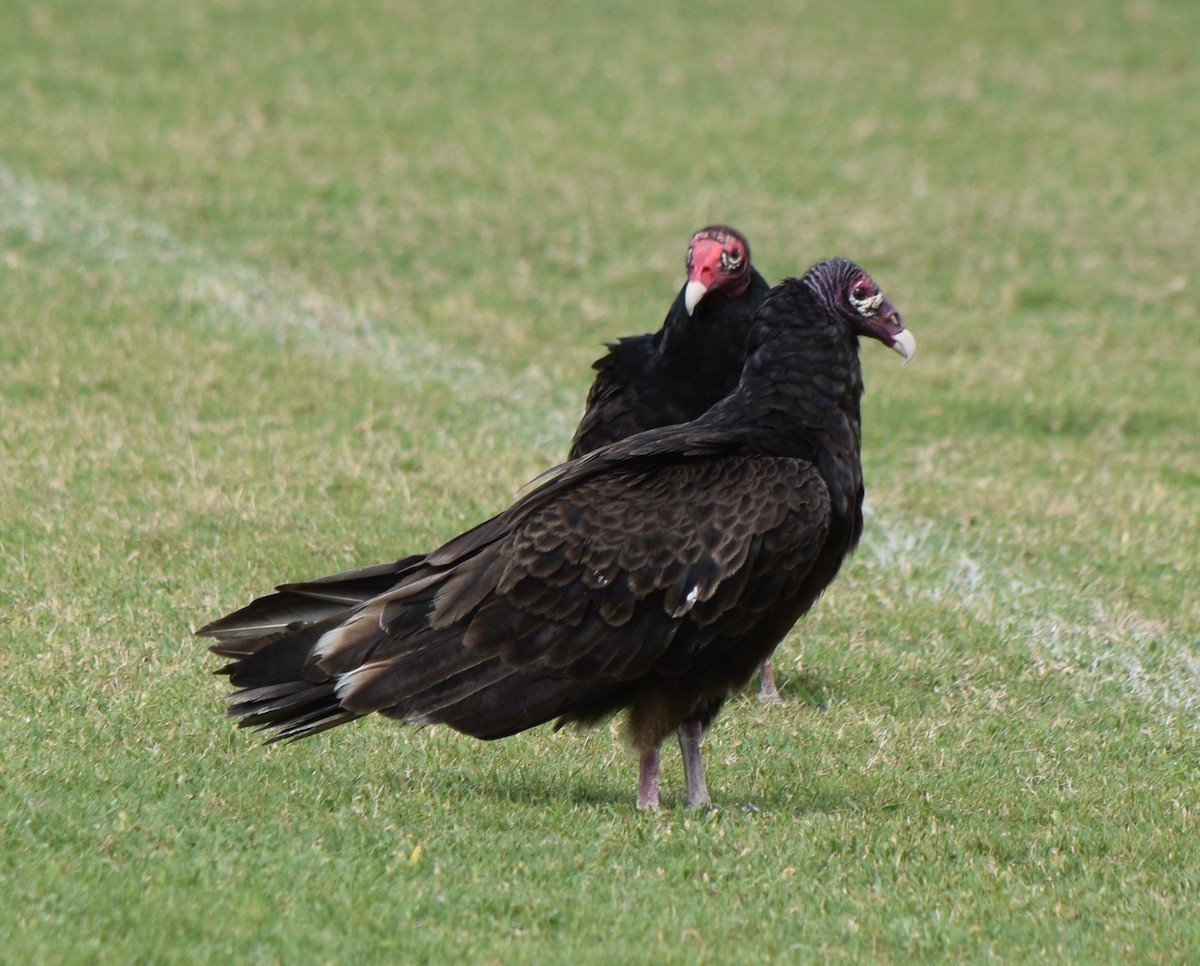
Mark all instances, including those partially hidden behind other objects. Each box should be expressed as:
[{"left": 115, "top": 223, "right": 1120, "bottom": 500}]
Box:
[
  {"left": 683, "top": 225, "right": 754, "bottom": 316},
  {"left": 804, "top": 258, "right": 915, "bottom": 361}
]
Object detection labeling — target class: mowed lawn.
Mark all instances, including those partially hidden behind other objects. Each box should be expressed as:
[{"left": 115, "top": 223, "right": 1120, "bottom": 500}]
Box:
[{"left": 2, "top": 0, "right": 1198, "bottom": 961}]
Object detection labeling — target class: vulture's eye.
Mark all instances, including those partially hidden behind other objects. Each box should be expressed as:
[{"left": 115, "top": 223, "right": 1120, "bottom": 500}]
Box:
[
  {"left": 685, "top": 246, "right": 695, "bottom": 269},
  {"left": 721, "top": 250, "right": 743, "bottom": 272},
  {"left": 848, "top": 280, "right": 884, "bottom": 316}
]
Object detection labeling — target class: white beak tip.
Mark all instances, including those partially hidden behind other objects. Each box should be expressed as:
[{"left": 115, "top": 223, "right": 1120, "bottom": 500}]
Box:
[
  {"left": 683, "top": 280, "right": 708, "bottom": 316},
  {"left": 891, "top": 329, "right": 916, "bottom": 363}
]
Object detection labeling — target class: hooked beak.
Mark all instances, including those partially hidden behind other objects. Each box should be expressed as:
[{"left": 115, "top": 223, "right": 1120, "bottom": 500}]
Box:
[
  {"left": 890, "top": 327, "right": 916, "bottom": 362},
  {"left": 873, "top": 303, "right": 915, "bottom": 362},
  {"left": 683, "top": 280, "right": 708, "bottom": 316}
]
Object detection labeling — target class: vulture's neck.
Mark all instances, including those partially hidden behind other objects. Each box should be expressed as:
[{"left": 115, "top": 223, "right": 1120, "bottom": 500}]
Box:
[{"left": 713, "top": 311, "right": 865, "bottom": 520}]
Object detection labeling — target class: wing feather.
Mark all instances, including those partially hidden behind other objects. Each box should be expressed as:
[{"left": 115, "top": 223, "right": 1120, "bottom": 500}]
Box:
[{"left": 432, "top": 456, "right": 830, "bottom": 684}]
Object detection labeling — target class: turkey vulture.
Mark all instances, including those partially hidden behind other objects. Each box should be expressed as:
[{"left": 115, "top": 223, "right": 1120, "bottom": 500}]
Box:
[
  {"left": 199, "top": 258, "right": 915, "bottom": 810},
  {"left": 569, "top": 225, "right": 788, "bottom": 702}
]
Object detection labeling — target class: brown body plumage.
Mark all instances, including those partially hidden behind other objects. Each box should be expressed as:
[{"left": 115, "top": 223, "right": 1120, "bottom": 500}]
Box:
[{"left": 200, "top": 258, "right": 914, "bottom": 809}]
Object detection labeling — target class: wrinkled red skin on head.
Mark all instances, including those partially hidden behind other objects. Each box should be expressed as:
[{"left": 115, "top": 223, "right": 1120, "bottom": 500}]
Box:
[
  {"left": 685, "top": 232, "right": 751, "bottom": 299},
  {"left": 687, "top": 238, "right": 727, "bottom": 290}
]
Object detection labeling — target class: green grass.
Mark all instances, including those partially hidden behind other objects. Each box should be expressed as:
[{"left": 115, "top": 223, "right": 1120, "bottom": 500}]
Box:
[{"left": 3, "top": 0, "right": 1199, "bottom": 960}]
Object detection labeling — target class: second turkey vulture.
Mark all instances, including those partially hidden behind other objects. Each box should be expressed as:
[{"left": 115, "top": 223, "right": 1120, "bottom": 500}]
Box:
[
  {"left": 570, "top": 225, "right": 789, "bottom": 701},
  {"left": 568, "top": 225, "right": 771, "bottom": 459},
  {"left": 199, "top": 258, "right": 915, "bottom": 810}
]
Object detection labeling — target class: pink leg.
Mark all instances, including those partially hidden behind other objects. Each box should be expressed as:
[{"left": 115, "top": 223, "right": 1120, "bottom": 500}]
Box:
[
  {"left": 636, "top": 746, "right": 661, "bottom": 810},
  {"left": 758, "top": 659, "right": 783, "bottom": 704},
  {"left": 676, "top": 720, "right": 711, "bottom": 809}
]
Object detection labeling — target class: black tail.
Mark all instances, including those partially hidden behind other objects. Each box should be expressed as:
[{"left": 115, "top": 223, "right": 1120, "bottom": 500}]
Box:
[{"left": 198, "top": 555, "right": 424, "bottom": 740}]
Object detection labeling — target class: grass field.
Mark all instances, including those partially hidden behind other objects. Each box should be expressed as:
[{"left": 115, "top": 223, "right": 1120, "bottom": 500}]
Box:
[{"left": 3, "top": 0, "right": 1198, "bottom": 961}]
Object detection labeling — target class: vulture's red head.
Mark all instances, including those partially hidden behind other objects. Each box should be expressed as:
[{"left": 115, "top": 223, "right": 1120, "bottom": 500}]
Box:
[{"left": 684, "top": 225, "right": 753, "bottom": 316}]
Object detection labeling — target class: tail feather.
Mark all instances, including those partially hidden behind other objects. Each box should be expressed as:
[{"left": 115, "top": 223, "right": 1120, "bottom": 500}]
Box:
[
  {"left": 227, "top": 681, "right": 327, "bottom": 721},
  {"left": 197, "top": 555, "right": 425, "bottom": 643},
  {"left": 229, "top": 679, "right": 353, "bottom": 737},
  {"left": 266, "top": 708, "right": 362, "bottom": 743},
  {"left": 344, "top": 634, "right": 497, "bottom": 711},
  {"left": 214, "top": 620, "right": 335, "bottom": 688}
]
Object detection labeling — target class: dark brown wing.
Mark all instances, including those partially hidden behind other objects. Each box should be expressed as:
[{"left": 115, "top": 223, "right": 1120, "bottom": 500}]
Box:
[
  {"left": 568, "top": 333, "right": 663, "bottom": 459},
  {"left": 222, "top": 455, "right": 832, "bottom": 743}
]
